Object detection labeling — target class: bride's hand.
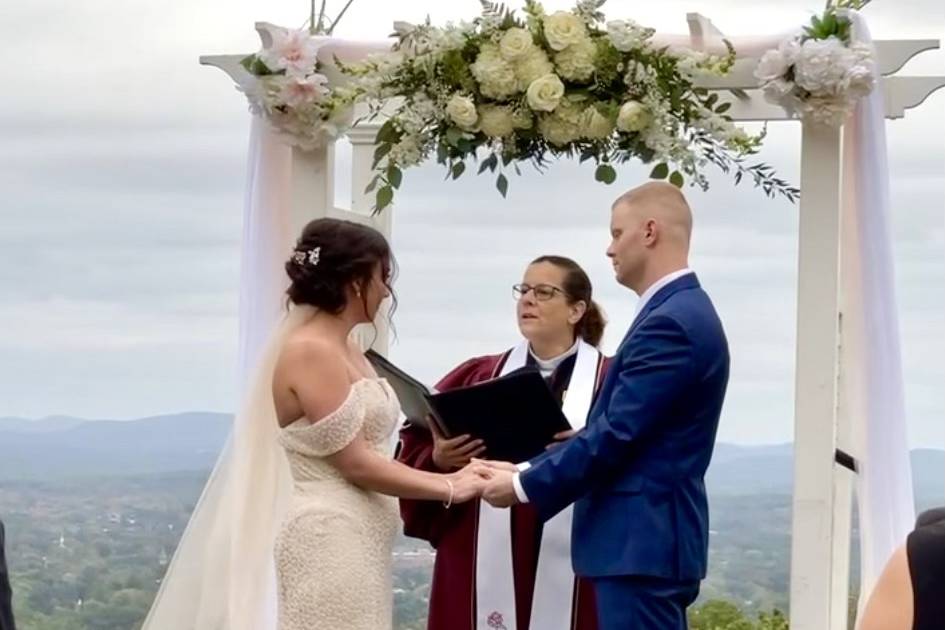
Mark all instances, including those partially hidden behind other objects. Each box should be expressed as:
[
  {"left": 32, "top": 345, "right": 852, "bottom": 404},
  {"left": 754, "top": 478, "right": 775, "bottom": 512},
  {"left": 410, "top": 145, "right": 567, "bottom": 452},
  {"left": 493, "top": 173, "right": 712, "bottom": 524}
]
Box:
[{"left": 447, "top": 462, "right": 493, "bottom": 503}]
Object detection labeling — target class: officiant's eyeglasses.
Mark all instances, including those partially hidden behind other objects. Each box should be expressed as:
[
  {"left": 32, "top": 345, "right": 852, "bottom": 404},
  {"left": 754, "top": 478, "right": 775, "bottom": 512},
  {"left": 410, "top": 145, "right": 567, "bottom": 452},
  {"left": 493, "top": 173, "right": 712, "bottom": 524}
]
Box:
[{"left": 513, "top": 283, "right": 567, "bottom": 301}]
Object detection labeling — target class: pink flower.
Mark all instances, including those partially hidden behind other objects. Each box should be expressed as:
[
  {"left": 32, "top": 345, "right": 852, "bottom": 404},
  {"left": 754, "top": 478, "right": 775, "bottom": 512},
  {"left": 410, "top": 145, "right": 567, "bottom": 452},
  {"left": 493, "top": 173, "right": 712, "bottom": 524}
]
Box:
[
  {"left": 261, "top": 28, "right": 325, "bottom": 77},
  {"left": 279, "top": 74, "right": 330, "bottom": 108},
  {"left": 487, "top": 611, "right": 507, "bottom": 630}
]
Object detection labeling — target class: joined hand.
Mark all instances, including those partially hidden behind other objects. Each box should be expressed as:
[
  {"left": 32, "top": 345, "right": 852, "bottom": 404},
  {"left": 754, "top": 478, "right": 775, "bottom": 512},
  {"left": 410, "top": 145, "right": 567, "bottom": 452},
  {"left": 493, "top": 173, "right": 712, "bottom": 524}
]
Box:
[{"left": 470, "top": 459, "right": 520, "bottom": 507}]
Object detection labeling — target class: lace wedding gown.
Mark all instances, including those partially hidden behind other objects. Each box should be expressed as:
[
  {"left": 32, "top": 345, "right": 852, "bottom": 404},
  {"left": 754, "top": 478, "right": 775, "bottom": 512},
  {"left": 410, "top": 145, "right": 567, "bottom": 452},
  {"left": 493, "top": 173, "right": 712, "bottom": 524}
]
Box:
[{"left": 274, "top": 377, "right": 401, "bottom": 630}]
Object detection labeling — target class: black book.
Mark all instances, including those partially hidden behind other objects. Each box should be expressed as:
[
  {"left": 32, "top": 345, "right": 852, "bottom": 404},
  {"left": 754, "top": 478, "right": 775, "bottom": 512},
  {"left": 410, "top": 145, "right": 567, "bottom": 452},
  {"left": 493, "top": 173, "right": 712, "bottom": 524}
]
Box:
[{"left": 366, "top": 350, "right": 571, "bottom": 463}]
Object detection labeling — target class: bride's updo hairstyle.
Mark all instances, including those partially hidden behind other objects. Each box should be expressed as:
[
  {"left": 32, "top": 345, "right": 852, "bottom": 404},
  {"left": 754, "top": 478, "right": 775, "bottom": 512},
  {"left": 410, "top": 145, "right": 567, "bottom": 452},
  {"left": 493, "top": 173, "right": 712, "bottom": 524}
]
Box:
[{"left": 285, "top": 218, "right": 397, "bottom": 319}]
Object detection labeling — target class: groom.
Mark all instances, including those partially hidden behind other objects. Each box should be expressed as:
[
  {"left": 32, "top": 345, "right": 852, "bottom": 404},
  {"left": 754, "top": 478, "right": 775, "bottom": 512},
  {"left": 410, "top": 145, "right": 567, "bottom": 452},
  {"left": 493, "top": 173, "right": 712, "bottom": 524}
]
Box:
[{"left": 482, "top": 182, "right": 730, "bottom": 629}]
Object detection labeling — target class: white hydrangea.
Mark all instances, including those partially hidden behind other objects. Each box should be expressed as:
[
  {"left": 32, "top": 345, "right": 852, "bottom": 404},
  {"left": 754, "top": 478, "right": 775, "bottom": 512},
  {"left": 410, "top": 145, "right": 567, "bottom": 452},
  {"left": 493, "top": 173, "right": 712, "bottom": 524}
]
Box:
[
  {"left": 388, "top": 133, "right": 426, "bottom": 167},
  {"left": 526, "top": 73, "right": 566, "bottom": 112},
  {"left": 798, "top": 95, "right": 853, "bottom": 126},
  {"left": 499, "top": 28, "right": 535, "bottom": 61},
  {"left": 538, "top": 100, "right": 585, "bottom": 145},
  {"left": 479, "top": 105, "right": 516, "bottom": 137},
  {"left": 554, "top": 37, "right": 597, "bottom": 82},
  {"left": 581, "top": 106, "right": 615, "bottom": 140},
  {"left": 399, "top": 95, "right": 438, "bottom": 134},
  {"left": 471, "top": 43, "right": 519, "bottom": 100},
  {"left": 511, "top": 107, "right": 535, "bottom": 130},
  {"left": 514, "top": 48, "right": 555, "bottom": 90},
  {"left": 445, "top": 94, "right": 478, "bottom": 129},
  {"left": 543, "top": 11, "right": 588, "bottom": 51},
  {"left": 794, "top": 36, "right": 854, "bottom": 95},
  {"left": 843, "top": 42, "right": 876, "bottom": 100},
  {"left": 606, "top": 19, "right": 652, "bottom": 52}
]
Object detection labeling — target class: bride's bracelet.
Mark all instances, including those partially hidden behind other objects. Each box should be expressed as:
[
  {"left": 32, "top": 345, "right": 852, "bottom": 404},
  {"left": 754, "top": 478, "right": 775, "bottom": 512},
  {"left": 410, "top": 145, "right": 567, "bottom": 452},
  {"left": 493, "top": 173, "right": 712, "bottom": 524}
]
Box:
[{"left": 442, "top": 478, "right": 454, "bottom": 509}]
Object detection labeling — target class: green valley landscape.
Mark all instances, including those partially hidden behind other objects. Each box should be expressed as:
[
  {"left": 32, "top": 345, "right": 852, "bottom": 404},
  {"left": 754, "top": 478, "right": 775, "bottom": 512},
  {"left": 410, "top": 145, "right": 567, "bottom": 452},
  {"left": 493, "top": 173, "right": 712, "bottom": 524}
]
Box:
[{"left": 1, "top": 413, "right": 942, "bottom": 629}]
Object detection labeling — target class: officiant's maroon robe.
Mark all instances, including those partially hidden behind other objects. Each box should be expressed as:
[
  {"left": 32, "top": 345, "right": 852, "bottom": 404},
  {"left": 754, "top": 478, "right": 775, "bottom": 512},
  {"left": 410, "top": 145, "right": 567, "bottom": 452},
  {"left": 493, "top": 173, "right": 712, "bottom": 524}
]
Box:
[{"left": 398, "top": 350, "right": 610, "bottom": 630}]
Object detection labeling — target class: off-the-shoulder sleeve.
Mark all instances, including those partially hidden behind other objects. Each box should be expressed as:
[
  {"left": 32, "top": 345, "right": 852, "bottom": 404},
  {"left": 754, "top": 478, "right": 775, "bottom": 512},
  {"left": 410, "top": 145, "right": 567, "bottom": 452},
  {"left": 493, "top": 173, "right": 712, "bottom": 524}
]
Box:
[{"left": 279, "top": 384, "right": 368, "bottom": 457}]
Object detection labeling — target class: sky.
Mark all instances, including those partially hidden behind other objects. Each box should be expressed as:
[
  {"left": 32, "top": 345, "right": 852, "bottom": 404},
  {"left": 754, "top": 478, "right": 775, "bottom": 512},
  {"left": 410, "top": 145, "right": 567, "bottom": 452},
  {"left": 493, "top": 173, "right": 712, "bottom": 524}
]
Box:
[{"left": 1, "top": 0, "right": 943, "bottom": 448}]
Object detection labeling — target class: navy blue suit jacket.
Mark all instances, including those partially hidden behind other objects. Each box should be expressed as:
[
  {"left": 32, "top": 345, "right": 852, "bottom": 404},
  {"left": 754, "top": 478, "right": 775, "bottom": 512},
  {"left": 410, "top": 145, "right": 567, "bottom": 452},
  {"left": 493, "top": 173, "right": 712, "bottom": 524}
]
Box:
[{"left": 520, "top": 273, "right": 729, "bottom": 581}]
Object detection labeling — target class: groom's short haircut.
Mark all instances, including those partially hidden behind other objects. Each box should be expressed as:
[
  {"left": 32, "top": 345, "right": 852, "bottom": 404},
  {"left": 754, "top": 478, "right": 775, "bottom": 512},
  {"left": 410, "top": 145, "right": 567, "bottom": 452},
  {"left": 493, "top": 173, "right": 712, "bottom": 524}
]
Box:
[{"left": 612, "top": 182, "right": 693, "bottom": 244}]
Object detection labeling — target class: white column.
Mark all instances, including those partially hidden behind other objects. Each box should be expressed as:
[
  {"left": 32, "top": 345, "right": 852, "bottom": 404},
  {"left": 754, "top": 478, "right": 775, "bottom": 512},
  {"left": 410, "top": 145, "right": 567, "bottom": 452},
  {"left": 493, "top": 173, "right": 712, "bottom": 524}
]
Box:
[
  {"left": 789, "top": 121, "right": 844, "bottom": 630},
  {"left": 289, "top": 144, "right": 335, "bottom": 236},
  {"left": 831, "top": 314, "right": 854, "bottom": 630},
  {"left": 346, "top": 122, "right": 392, "bottom": 356}
]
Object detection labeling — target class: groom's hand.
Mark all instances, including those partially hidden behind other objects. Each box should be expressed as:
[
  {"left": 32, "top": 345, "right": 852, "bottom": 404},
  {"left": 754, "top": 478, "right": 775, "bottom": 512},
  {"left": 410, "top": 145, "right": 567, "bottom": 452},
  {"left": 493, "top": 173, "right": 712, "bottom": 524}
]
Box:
[
  {"left": 472, "top": 458, "right": 518, "bottom": 473},
  {"left": 482, "top": 469, "right": 519, "bottom": 508}
]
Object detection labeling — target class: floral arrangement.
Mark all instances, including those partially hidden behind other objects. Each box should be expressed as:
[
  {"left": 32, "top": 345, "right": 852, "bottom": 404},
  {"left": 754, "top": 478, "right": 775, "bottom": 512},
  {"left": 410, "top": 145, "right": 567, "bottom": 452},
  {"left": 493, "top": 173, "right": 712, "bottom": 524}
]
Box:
[
  {"left": 238, "top": 26, "right": 356, "bottom": 150},
  {"left": 344, "top": 0, "right": 799, "bottom": 212},
  {"left": 755, "top": 0, "right": 876, "bottom": 127}
]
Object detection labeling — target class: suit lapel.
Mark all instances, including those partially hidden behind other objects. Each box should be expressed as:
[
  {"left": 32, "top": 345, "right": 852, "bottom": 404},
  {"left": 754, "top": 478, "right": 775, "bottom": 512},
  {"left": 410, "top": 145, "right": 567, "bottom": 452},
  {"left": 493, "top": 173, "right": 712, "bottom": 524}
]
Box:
[
  {"left": 620, "top": 273, "right": 700, "bottom": 350},
  {"left": 589, "top": 274, "right": 701, "bottom": 421}
]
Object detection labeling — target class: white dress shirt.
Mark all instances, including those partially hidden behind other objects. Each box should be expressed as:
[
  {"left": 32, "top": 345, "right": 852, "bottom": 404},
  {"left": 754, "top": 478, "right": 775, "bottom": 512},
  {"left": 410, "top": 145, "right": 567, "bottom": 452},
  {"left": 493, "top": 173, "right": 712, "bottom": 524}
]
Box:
[{"left": 511, "top": 268, "right": 695, "bottom": 504}]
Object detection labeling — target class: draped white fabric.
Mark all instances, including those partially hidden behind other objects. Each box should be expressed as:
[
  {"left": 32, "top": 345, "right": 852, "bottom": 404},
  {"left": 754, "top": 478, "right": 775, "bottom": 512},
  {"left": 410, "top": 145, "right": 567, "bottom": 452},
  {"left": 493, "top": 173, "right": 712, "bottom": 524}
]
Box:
[
  {"left": 141, "top": 16, "right": 919, "bottom": 628},
  {"left": 841, "top": 12, "right": 916, "bottom": 600},
  {"left": 141, "top": 118, "right": 298, "bottom": 630}
]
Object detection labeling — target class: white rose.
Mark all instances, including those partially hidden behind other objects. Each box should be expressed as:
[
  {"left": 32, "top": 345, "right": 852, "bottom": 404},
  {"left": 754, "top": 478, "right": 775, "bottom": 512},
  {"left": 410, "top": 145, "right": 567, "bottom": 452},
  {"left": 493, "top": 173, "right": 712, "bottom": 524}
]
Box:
[
  {"left": 514, "top": 48, "right": 555, "bottom": 90},
  {"left": 526, "top": 73, "right": 565, "bottom": 112},
  {"left": 755, "top": 49, "right": 791, "bottom": 84},
  {"left": 445, "top": 94, "right": 478, "bottom": 129},
  {"left": 538, "top": 101, "right": 584, "bottom": 146},
  {"left": 554, "top": 38, "right": 597, "bottom": 82},
  {"left": 478, "top": 105, "right": 516, "bottom": 137},
  {"left": 581, "top": 106, "right": 615, "bottom": 140},
  {"left": 606, "top": 19, "right": 651, "bottom": 52},
  {"left": 499, "top": 28, "right": 534, "bottom": 61},
  {"left": 616, "top": 101, "right": 651, "bottom": 132},
  {"left": 543, "top": 11, "right": 587, "bottom": 51},
  {"left": 471, "top": 43, "right": 519, "bottom": 100},
  {"left": 794, "top": 37, "right": 852, "bottom": 95}
]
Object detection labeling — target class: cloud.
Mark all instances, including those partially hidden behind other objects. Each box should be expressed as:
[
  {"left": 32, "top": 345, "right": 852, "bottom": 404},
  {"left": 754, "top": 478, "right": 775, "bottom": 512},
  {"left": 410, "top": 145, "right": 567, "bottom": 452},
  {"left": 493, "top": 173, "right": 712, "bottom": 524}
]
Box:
[{"left": 1, "top": 0, "right": 942, "bottom": 449}]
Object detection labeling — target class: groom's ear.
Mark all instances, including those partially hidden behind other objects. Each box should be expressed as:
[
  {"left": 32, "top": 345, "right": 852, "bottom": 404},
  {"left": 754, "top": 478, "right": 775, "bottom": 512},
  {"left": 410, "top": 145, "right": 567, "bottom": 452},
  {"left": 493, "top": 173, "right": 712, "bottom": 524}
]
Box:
[{"left": 643, "top": 218, "right": 659, "bottom": 245}]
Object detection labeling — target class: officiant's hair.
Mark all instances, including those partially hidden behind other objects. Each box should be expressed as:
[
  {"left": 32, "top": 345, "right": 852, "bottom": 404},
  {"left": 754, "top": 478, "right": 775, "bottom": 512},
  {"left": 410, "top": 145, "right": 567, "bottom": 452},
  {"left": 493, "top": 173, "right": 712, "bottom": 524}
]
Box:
[
  {"left": 285, "top": 218, "right": 397, "bottom": 322},
  {"left": 531, "top": 255, "right": 606, "bottom": 347}
]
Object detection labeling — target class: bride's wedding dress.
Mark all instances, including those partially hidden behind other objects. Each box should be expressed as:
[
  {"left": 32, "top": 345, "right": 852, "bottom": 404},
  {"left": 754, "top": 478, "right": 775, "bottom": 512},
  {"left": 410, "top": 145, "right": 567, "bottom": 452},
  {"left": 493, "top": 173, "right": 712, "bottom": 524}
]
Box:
[
  {"left": 275, "top": 377, "right": 401, "bottom": 630},
  {"left": 141, "top": 306, "right": 402, "bottom": 630}
]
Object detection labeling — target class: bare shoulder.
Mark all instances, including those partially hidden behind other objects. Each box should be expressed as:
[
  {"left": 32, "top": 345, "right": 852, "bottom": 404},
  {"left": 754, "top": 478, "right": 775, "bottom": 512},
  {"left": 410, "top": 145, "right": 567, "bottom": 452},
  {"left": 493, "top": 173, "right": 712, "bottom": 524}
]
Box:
[
  {"left": 280, "top": 331, "right": 343, "bottom": 368},
  {"left": 859, "top": 545, "right": 913, "bottom": 630}
]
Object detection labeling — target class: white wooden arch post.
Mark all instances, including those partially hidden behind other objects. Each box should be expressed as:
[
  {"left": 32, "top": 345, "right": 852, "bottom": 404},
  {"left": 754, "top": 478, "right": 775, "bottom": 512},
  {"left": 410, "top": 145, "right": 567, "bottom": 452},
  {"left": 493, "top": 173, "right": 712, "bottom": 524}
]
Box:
[
  {"left": 690, "top": 17, "right": 944, "bottom": 629},
  {"left": 201, "top": 15, "right": 945, "bottom": 629}
]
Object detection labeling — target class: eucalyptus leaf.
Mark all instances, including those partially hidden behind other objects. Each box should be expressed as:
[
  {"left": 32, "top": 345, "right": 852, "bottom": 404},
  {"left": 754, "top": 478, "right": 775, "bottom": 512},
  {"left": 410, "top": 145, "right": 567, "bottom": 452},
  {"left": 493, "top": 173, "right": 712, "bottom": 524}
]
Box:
[{"left": 650, "top": 163, "right": 670, "bottom": 179}]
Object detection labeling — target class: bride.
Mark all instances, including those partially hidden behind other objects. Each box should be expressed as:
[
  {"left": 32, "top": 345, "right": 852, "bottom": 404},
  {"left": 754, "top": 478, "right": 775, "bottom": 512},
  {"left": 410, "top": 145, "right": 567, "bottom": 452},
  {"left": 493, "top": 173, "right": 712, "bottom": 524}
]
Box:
[{"left": 142, "top": 218, "right": 489, "bottom": 630}]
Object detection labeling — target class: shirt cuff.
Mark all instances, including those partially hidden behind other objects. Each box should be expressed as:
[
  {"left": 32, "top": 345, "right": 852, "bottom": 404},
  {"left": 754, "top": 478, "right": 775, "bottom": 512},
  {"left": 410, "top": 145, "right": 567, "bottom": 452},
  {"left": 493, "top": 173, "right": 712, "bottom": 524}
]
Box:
[
  {"left": 516, "top": 461, "right": 531, "bottom": 472},
  {"left": 512, "top": 472, "right": 530, "bottom": 503}
]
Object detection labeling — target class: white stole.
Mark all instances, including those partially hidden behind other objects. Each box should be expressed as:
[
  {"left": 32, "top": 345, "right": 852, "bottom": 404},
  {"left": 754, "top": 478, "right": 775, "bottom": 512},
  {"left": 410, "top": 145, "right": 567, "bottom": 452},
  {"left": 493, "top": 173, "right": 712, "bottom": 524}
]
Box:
[{"left": 475, "top": 340, "right": 600, "bottom": 630}]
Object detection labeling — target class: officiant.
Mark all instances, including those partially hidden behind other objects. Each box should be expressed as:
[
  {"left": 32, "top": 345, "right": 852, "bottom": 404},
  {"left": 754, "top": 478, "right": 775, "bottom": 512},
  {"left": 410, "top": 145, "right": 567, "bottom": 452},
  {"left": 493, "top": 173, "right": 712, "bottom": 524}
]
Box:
[{"left": 398, "top": 255, "right": 611, "bottom": 630}]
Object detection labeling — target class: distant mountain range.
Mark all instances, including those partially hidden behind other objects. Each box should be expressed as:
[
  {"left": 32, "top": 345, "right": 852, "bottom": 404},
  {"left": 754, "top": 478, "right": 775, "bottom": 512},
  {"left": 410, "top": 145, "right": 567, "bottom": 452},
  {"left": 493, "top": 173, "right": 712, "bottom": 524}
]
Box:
[
  {"left": 0, "top": 413, "right": 230, "bottom": 480},
  {"left": 1, "top": 413, "right": 942, "bottom": 503}
]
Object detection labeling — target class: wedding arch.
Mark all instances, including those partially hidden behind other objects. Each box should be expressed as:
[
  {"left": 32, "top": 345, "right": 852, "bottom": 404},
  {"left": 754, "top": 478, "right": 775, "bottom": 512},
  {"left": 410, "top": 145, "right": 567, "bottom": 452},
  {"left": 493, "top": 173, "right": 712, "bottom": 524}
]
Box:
[{"left": 200, "top": 6, "right": 944, "bottom": 629}]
